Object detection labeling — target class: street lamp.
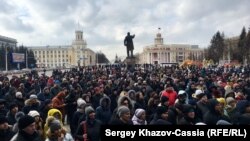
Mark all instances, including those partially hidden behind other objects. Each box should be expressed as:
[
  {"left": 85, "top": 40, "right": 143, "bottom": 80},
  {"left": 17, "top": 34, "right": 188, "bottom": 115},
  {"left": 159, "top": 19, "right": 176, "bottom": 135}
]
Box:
[
  {"left": 5, "top": 44, "right": 8, "bottom": 71},
  {"left": 78, "top": 59, "right": 80, "bottom": 67},
  {"left": 96, "top": 52, "right": 98, "bottom": 66},
  {"left": 26, "top": 50, "right": 28, "bottom": 68}
]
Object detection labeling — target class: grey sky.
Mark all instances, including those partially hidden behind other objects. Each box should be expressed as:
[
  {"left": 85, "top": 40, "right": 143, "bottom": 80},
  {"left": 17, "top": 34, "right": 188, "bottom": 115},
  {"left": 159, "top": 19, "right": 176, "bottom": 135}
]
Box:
[{"left": 0, "top": 0, "right": 249, "bottom": 61}]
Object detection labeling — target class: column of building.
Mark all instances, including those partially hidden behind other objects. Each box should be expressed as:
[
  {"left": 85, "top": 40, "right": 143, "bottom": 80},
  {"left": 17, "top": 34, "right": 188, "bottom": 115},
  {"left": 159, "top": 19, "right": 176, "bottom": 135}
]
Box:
[
  {"left": 61, "top": 50, "right": 63, "bottom": 67},
  {"left": 53, "top": 50, "right": 55, "bottom": 67},
  {"left": 45, "top": 49, "right": 47, "bottom": 67}
]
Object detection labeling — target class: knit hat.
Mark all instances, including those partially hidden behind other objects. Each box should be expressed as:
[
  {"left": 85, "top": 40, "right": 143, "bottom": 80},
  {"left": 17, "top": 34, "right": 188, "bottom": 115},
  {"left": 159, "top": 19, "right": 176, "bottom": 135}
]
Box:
[
  {"left": 54, "top": 80, "right": 60, "bottom": 84},
  {"left": 194, "top": 89, "right": 205, "bottom": 99},
  {"left": 226, "top": 97, "right": 236, "bottom": 105},
  {"left": 0, "top": 99, "right": 6, "bottom": 105},
  {"left": 216, "top": 120, "right": 232, "bottom": 125},
  {"left": 50, "top": 119, "right": 61, "bottom": 132},
  {"left": 9, "top": 103, "right": 18, "bottom": 110},
  {"left": 183, "top": 104, "right": 194, "bottom": 114},
  {"left": 216, "top": 98, "right": 226, "bottom": 106},
  {"left": 156, "top": 106, "right": 168, "bottom": 116},
  {"left": 85, "top": 106, "right": 95, "bottom": 116},
  {"left": 134, "top": 109, "right": 145, "bottom": 118},
  {"left": 178, "top": 90, "right": 186, "bottom": 95},
  {"left": 0, "top": 115, "right": 8, "bottom": 124},
  {"left": 77, "top": 98, "right": 86, "bottom": 107},
  {"left": 18, "top": 115, "right": 35, "bottom": 130},
  {"left": 224, "top": 89, "right": 235, "bottom": 98},
  {"left": 195, "top": 122, "right": 206, "bottom": 125},
  {"left": 15, "top": 111, "right": 25, "bottom": 121},
  {"left": 15, "top": 92, "right": 22, "bottom": 97},
  {"left": 29, "top": 94, "right": 37, "bottom": 99},
  {"left": 28, "top": 110, "right": 40, "bottom": 117},
  {"left": 117, "top": 106, "right": 130, "bottom": 117},
  {"left": 44, "top": 99, "right": 52, "bottom": 106},
  {"left": 161, "top": 96, "right": 169, "bottom": 104},
  {"left": 188, "top": 99, "right": 197, "bottom": 106},
  {"left": 238, "top": 114, "right": 250, "bottom": 125}
]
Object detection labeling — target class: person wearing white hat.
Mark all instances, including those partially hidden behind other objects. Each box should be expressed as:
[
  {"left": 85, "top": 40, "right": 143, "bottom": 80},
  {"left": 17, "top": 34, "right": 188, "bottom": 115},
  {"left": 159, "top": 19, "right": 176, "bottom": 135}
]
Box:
[
  {"left": 15, "top": 92, "right": 22, "bottom": 98},
  {"left": 175, "top": 90, "right": 188, "bottom": 104},
  {"left": 28, "top": 110, "right": 43, "bottom": 139},
  {"left": 195, "top": 89, "right": 209, "bottom": 119}
]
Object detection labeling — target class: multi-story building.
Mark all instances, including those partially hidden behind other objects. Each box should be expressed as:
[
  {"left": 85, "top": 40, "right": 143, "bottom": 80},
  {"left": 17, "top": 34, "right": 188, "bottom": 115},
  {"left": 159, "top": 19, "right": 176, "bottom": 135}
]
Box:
[
  {"left": 28, "top": 30, "right": 96, "bottom": 68},
  {"left": 223, "top": 36, "right": 239, "bottom": 62},
  {"left": 0, "top": 35, "right": 17, "bottom": 48},
  {"left": 139, "top": 31, "right": 204, "bottom": 65}
]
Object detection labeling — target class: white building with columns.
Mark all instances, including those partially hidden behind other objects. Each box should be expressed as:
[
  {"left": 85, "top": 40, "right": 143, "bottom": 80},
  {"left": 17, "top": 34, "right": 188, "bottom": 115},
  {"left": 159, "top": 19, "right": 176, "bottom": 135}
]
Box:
[
  {"left": 139, "top": 31, "right": 204, "bottom": 65},
  {"left": 28, "top": 30, "right": 96, "bottom": 68}
]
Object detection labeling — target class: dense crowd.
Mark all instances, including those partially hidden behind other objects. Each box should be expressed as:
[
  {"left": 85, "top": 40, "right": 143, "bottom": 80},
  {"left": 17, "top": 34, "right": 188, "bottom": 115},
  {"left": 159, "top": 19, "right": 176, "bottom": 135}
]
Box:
[{"left": 0, "top": 64, "right": 250, "bottom": 141}]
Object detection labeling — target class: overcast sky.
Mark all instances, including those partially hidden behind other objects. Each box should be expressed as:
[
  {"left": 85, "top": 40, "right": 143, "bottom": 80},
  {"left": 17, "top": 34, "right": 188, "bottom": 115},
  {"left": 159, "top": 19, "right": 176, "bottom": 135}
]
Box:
[{"left": 1, "top": 0, "right": 250, "bottom": 61}]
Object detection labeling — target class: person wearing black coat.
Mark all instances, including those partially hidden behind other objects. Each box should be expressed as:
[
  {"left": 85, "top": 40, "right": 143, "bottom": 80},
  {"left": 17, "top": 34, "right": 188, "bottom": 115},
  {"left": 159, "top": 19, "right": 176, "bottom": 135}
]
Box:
[
  {"left": 10, "top": 115, "right": 43, "bottom": 141},
  {"left": 109, "top": 106, "right": 133, "bottom": 125},
  {"left": 0, "top": 99, "right": 8, "bottom": 116},
  {"left": 203, "top": 99, "right": 231, "bottom": 125},
  {"left": 150, "top": 106, "right": 172, "bottom": 125},
  {"left": 178, "top": 104, "right": 201, "bottom": 125},
  {"left": 74, "top": 106, "right": 102, "bottom": 141},
  {"left": 95, "top": 96, "right": 112, "bottom": 124},
  {"left": 0, "top": 116, "right": 15, "bottom": 141}
]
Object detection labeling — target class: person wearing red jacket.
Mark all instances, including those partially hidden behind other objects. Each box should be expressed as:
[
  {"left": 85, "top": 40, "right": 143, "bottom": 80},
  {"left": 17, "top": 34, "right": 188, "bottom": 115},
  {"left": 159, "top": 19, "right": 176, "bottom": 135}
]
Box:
[
  {"left": 161, "top": 84, "right": 177, "bottom": 107},
  {"left": 52, "top": 91, "right": 67, "bottom": 124}
]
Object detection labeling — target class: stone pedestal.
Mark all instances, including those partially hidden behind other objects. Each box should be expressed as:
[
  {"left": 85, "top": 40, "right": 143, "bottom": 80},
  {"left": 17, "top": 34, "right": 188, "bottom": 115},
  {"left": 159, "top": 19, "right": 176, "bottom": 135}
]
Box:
[{"left": 124, "top": 57, "right": 136, "bottom": 72}]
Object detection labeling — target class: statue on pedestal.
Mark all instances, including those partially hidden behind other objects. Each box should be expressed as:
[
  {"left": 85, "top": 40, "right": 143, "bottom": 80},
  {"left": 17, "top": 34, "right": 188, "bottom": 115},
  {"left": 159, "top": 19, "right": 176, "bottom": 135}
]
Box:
[{"left": 124, "top": 32, "right": 135, "bottom": 58}]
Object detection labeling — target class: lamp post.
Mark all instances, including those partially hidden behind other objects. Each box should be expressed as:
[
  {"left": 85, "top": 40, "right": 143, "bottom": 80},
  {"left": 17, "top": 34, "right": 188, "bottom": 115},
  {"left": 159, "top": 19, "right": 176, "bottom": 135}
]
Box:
[
  {"left": 26, "top": 50, "right": 28, "bottom": 68},
  {"left": 5, "top": 45, "right": 8, "bottom": 71},
  {"left": 96, "top": 52, "right": 98, "bottom": 66}
]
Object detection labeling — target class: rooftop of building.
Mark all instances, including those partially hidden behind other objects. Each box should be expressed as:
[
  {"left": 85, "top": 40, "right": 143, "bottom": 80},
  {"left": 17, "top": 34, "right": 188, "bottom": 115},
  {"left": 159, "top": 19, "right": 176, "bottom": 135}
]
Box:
[{"left": 0, "top": 35, "right": 17, "bottom": 43}]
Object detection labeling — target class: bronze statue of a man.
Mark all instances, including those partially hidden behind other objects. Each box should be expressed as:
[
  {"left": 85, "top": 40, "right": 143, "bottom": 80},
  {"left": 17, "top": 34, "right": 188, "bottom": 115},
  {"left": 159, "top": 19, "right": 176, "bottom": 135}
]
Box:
[{"left": 124, "top": 32, "right": 135, "bottom": 58}]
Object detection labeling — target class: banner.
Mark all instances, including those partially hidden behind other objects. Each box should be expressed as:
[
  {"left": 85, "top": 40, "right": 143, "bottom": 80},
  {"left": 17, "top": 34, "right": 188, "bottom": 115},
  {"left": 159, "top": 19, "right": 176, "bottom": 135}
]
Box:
[{"left": 12, "top": 53, "right": 25, "bottom": 63}]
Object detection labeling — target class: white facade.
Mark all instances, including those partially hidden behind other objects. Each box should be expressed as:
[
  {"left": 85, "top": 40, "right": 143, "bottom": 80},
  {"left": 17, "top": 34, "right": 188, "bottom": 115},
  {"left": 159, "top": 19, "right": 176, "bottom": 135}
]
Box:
[
  {"left": 139, "top": 32, "right": 204, "bottom": 64},
  {"left": 0, "top": 35, "right": 17, "bottom": 48},
  {"left": 28, "top": 30, "right": 96, "bottom": 68}
]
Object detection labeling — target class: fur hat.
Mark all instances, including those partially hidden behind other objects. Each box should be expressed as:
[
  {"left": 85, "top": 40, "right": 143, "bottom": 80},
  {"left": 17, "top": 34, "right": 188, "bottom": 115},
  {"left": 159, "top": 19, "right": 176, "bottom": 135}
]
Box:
[
  {"left": 117, "top": 106, "right": 130, "bottom": 117},
  {"left": 18, "top": 115, "right": 35, "bottom": 130}
]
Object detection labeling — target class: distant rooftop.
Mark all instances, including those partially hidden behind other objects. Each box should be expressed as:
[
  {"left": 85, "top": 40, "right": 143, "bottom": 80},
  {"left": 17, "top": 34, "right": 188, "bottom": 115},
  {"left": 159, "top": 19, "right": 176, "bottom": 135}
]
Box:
[{"left": 0, "top": 35, "right": 17, "bottom": 43}]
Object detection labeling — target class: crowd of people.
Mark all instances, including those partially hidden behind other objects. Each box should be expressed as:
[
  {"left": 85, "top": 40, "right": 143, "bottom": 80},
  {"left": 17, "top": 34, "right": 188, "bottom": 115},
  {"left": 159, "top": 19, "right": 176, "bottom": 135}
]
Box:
[{"left": 0, "top": 64, "right": 250, "bottom": 141}]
